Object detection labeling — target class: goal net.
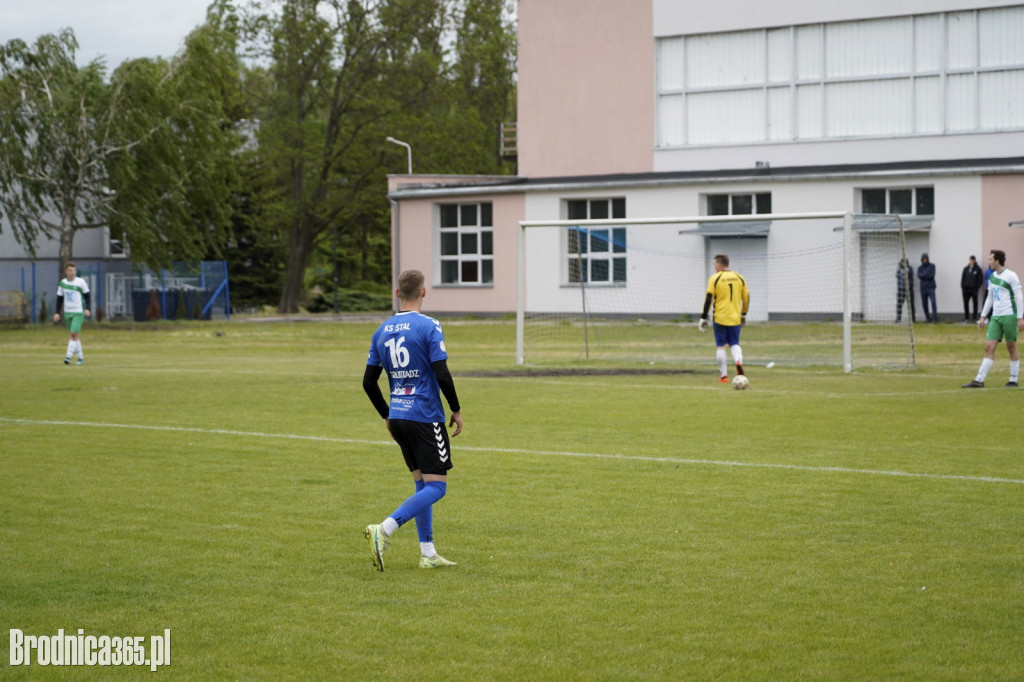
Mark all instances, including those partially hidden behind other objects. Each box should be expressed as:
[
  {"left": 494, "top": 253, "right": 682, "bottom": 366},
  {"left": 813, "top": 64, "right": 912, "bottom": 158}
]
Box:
[{"left": 516, "top": 212, "right": 916, "bottom": 372}]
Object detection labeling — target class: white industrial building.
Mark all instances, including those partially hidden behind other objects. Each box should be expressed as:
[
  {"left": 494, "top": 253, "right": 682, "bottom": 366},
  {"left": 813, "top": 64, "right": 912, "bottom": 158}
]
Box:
[{"left": 387, "top": 0, "right": 1024, "bottom": 322}]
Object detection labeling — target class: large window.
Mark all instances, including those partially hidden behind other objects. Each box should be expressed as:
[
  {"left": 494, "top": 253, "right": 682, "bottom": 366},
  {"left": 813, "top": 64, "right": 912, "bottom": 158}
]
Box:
[
  {"left": 565, "top": 198, "right": 627, "bottom": 284},
  {"left": 438, "top": 202, "right": 493, "bottom": 285},
  {"left": 657, "top": 6, "right": 1024, "bottom": 146},
  {"left": 861, "top": 187, "right": 934, "bottom": 215},
  {"left": 706, "top": 192, "right": 772, "bottom": 216}
]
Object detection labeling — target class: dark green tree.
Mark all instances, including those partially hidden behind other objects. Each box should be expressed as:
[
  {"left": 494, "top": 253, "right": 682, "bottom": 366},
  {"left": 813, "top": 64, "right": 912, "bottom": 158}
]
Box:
[
  {"left": 448, "top": 0, "right": 517, "bottom": 172},
  {"left": 460, "top": 0, "right": 517, "bottom": 164},
  {"left": 221, "top": 151, "right": 288, "bottom": 310},
  {"left": 220, "top": 0, "right": 517, "bottom": 311},
  {"left": 240, "top": 0, "right": 456, "bottom": 313},
  {"left": 379, "top": 0, "right": 515, "bottom": 175},
  {"left": 0, "top": 21, "right": 241, "bottom": 277}
]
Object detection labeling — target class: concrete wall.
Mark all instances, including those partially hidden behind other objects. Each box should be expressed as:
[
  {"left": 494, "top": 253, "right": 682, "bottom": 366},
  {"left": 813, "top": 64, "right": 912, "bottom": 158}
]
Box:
[
  {"left": 0, "top": 222, "right": 110, "bottom": 261},
  {"left": 517, "top": 0, "right": 654, "bottom": 178},
  {"left": 981, "top": 174, "right": 1024, "bottom": 265},
  {"left": 519, "top": 173, "right": 989, "bottom": 317},
  {"left": 652, "top": 132, "right": 1024, "bottom": 174},
  {"left": 390, "top": 175, "right": 524, "bottom": 314}
]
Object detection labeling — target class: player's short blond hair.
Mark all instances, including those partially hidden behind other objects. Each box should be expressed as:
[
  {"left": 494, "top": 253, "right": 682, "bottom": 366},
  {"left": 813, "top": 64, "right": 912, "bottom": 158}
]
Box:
[
  {"left": 397, "top": 270, "right": 425, "bottom": 301},
  {"left": 714, "top": 254, "right": 730, "bottom": 268}
]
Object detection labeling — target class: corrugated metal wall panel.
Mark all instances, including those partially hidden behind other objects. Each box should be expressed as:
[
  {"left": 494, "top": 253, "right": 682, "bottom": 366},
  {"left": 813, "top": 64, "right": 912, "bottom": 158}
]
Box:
[
  {"left": 979, "top": 6, "right": 1024, "bottom": 68},
  {"left": 915, "top": 77, "right": 943, "bottom": 133},
  {"left": 658, "top": 37, "right": 684, "bottom": 91},
  {"left": 658, "top": 95, "right": 685, "bottom": 146},
  {"left": 654, "top": 5, "right": 1024, "bottom": 148},
  {"left": 797, "top": 84, "right": 823, "bottom": 138},
  {"left": 946, "top": 11, "right": 976, "bottom": 69},
  {"left": 686, "top": 30, "right": 764, "bottom": 88},
  {"left": 767, "top": 28, "right": 791, "bottom": 83},
  {"left": 687, "top": 90, "right": 764, "bottom": 144},
  {"left": 946, "top": 74, "right": 977, "bottom": 130},
  {"left": 827, "top": 79, "right": 913, "bottom": 137},
  {"left": 915, "top": 14, "right": 942, "bottom": 72},
  {"left": 826, "top": 17, "right": 913, "bottom": 78},
  {"left": 767, "top": 87, "right": 792, "bottom": 140},
  {"left": 795, "top": 25, "right": 823, "bottom": 80},
  {"left": 979, "top": 69, "right": 1024, "bottom": 129}
]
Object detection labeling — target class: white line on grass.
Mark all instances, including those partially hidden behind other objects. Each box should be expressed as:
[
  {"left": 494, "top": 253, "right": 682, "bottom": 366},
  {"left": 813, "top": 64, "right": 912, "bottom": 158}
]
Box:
[{"left": 3, "top": 416, "right": 1023, "bottom": 486}]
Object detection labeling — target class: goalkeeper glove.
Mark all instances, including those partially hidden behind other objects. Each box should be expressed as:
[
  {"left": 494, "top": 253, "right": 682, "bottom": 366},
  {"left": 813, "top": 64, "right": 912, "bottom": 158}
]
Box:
[{"left": 698, "top": 317, "right": 708, "bottom": 332}]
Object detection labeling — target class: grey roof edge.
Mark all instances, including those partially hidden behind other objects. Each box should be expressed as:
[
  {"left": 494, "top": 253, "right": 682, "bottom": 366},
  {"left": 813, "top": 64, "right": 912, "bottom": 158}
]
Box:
[
  {"left": 388, "top": 156, "right": 1024, "bottom": 200},
  {"left": 681, "top": 220, "right": 772, "bottom": 236},
  {"left": 831, "top": 215, "right": 933, "bottom": 232}
]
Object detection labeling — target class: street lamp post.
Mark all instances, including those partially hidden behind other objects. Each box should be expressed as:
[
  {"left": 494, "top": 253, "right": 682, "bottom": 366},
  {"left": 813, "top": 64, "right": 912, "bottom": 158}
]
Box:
[{"left": 385, "top": 136, "right": 412, "bottom": 174}]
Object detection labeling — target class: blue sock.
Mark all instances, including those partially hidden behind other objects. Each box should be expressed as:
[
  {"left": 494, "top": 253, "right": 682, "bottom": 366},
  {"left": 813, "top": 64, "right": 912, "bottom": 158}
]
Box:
[
  {"left": 390, "top": 481, "right": 446, "bottom": 528},
  {"left": 413, "top": 480, "right": 432, "bottom": 543}
]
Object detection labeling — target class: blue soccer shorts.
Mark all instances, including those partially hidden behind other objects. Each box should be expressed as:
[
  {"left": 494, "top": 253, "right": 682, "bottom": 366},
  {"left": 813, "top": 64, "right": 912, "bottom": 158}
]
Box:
[{"left": 713, "top": 323, "right": 742, "bottom": 347}]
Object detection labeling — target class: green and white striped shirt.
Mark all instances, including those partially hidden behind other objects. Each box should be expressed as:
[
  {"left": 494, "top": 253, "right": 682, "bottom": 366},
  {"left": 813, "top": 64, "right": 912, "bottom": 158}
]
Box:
[
  {"left": 57, "top": 277, "right": 90, "bottom": 314},
  {"left": 981, "top": 267, "right": 1023, "bottom": 319}
]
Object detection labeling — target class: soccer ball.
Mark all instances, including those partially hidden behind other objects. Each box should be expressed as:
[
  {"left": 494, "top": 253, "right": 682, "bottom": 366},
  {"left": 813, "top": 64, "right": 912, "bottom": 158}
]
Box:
[{"left": 732, "top": 375, "right": 749, "bottom": 390}]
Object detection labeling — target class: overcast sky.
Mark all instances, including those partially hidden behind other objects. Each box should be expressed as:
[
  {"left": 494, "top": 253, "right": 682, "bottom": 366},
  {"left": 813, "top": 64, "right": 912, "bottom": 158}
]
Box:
[{"left": 0, "top": 0, "right": 215, "bottom": 69}]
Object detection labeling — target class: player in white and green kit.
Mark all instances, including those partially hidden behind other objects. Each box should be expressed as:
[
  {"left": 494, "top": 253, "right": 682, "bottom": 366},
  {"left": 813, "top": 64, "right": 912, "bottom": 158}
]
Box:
[
  {"left": 53, "top": 262, "right": 91, "bottom": 365},
  {"left": 962, "top": 250, "right": 1024, "bottom": 388}
]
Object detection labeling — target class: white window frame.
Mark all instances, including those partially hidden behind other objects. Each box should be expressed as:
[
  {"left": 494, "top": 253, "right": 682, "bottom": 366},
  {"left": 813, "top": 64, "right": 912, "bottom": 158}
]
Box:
[
  {"left": 563, "top": 198, "right": 627, "bottom": 286},
  {"left": 859, "top": 186, "right": 934, "bottom": 216},
  {"left": 705, "top": 192, "right": 773, "bottom": 216},
  {"left": 437, "top": 202, "right": 493, "bottom": 286},
  {"left": 104, "top": 226, "right": 129, "bottom": 259}
]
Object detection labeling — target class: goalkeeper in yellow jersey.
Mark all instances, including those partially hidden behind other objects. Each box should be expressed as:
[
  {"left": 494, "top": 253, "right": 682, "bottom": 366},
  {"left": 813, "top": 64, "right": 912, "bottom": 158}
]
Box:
[{"left": 698, "top": 254, "right": 749, "bottom": 383}]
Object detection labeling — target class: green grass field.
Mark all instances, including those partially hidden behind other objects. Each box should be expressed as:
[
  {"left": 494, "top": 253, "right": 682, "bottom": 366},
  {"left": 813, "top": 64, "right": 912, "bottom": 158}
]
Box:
[{"left": 2, "top": 318, "right": 1022, "bottom": 680}]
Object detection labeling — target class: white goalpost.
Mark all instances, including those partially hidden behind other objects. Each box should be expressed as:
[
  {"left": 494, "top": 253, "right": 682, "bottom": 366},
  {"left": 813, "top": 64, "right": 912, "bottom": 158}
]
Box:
[{"left": 516, "top": 211, "right": 916, "bottom": 373}]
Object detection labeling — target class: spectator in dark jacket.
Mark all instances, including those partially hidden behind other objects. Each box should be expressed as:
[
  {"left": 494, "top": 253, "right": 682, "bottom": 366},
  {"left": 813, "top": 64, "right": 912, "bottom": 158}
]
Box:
[
  {"left": 919, "top": 253, "right": 937, "bottom": 322},
  {"left": 897, "top": 258, "right": 915, "bottom": 323},
  {"left": 961, "top": 255, "right": 984, "bottom": 322}
]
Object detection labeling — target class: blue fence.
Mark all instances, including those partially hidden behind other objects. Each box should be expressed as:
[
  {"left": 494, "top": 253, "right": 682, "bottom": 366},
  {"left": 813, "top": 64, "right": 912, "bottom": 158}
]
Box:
[{"left": 0, "top": 261, "right": 231, "bottom": 323}]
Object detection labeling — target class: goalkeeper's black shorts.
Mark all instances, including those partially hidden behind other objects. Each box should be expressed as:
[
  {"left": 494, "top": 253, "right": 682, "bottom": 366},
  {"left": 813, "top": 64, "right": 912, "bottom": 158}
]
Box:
[{"left": 390, "top": 419, "right": 454, "bottom": 476}]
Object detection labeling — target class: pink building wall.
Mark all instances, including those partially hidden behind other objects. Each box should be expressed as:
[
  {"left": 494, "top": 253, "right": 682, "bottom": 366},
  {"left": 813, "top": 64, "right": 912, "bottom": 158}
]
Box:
[
  {"left": 388, "top": 175, "right": 524, "bottom": 314},
  {"left": 981, "top": 175, "right": 1024, "bottom": 262},
  {"left": 517, "top": 0, "right": 654, "bottom": 178}
]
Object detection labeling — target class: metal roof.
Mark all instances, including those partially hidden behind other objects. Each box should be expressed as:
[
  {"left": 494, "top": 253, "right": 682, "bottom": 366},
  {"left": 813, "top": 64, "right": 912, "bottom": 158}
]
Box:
[
  {"left": 387, "top": 156, "right": 1024, "bottom": 200},
  {"left": 831, "top": 215, "right": 933, "bottom": 232},
  {"left": 680, "top": 220, "right": 772, "bottom": 236}
]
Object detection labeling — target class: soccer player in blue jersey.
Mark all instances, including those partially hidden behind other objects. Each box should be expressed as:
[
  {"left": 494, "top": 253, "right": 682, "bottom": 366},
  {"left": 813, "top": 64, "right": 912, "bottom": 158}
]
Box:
[{"left": 362, "top": 270, "right": 463, "bottom": 571}]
